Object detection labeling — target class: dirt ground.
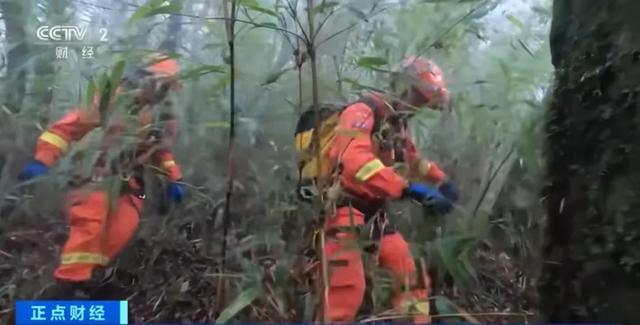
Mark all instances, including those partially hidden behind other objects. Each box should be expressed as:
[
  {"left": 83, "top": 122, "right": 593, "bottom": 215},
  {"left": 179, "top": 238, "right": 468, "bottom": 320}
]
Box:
[{"left": 0, "top": 218, "right": 537, "bottom": 324}]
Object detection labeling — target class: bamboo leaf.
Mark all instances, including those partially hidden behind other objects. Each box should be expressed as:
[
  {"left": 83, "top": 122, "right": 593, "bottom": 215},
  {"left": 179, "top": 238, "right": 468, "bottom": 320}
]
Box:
[
  {"left": 532, "top": 5, "right": 550, "bottom": 16},
  {"left": 97, "top": 74, "right": 112, "bottom": 128},
  {"left": 178, "top": 65, "right": 227, "bottom": 80},
  {"left": 433, "top": 296, "right": 467, "bottom": 322},
  {"left": 253, "top": 22, "right": 279, "bottom": 30},
  {"left": 505, "top": 14, "right": 524, "bottom": 29},
  {"left": 213, "top": 72, "right": 232, "bottom": 92},
  {"left": 109, "top": 59, "right": 126, "bottom": 89},
  {"left": 262, "top": 67, "right": 294, "bottom": 85},
  {"left": 430, "top": 235, "right": 478, "bottom": 284},
  {"left": 433, "top": 296, "right": 457, "bottom": 315},
  {"left": 341, "top": 78, "right": 385, "bottom": 92},
  {"left": 312, "top": 1, "right": 339, "bottom": 14},
  {"left": 104, "top": 176, "right": 123, "bottom": 218},
  {"left": 204, "top": 121, "right": 231, "bottom": 129},
  {"left": 85, "top": 78, "right": 96, "bottom": 109},
  {"left": 239, "top": 0, "right": 278, "bottom": 17},
  {"left": 215, "top": 284, "right": 262, "bottom": 323},
  {"left": 346, "top": 5, "right": 368, "bottom": 21},
  {"left": 518, "top": 39, "right": 535, "bottom": 57},
  {"left": 469, "top": 0, "right": 498, "bottom": 20},
  {"left": 356, "top": 56, "right": 388, "bottom": 69}
]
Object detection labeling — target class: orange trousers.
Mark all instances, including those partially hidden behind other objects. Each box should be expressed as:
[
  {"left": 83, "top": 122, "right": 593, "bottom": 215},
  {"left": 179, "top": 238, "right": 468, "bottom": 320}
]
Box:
[
  {"left": 322, "top": 206, "right": 431, "bottom": 323},
  {"left": 54, "top": 189, "right": 143, "bottom": 282}
]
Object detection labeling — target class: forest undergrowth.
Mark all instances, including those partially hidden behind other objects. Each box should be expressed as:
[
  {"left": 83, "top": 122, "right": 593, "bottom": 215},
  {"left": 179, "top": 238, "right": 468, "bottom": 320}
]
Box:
[{"left": 0, "top": 207, "right": 537, "bottom": 323}]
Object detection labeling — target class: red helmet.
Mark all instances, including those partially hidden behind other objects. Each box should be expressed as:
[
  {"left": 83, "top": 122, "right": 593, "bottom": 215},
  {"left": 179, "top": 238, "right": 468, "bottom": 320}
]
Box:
[
  {"left": 397, "top": 56, "right": 450, "bottom": 110},
  {"left": 141, "top": 52, "right": 181, "bottom": 91}
]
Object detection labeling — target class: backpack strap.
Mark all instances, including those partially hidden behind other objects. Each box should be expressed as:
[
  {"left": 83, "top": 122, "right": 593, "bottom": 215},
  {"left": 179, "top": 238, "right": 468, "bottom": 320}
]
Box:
[{"left": 355, "top": 94, "right": 387, "bottom": 134}]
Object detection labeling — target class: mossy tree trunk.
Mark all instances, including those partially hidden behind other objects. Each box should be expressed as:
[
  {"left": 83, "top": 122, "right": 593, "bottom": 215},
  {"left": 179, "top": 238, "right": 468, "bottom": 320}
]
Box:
[{"left": 540, "top": 1, "right": 640, "bottom": 323}]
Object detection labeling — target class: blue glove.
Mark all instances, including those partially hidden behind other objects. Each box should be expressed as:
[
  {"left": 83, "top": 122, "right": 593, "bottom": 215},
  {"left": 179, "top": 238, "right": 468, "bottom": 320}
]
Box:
[
  {"left": 166, "top": 182, "right": 185, "bottom": 204},
  {"left": 18, "top": 160, "right": 49, "bottom": 181},
  {"left": 438, "top": 180, "right": 459, "bottom": 202},
  {"left": 405, "top": 183, "right": 453, "bottom": 215}
]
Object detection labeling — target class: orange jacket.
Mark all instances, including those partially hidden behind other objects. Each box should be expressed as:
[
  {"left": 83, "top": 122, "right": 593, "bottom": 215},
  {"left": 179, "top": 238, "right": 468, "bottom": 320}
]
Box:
[
  {"left": 34, "top": 94, "right": 182, "bottom": 182},
  {"left": 328, "top": 94, "right": 446, "bottom": 201}
]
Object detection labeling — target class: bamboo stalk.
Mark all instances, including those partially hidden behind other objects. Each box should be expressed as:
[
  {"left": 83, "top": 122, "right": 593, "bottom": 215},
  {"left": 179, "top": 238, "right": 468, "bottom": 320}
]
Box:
[
  {"left": 303, "top": 1, "right": 330, "bottom": 323},
  {"left": 214, "top": 0, "right": 237, "bottom": 319}
]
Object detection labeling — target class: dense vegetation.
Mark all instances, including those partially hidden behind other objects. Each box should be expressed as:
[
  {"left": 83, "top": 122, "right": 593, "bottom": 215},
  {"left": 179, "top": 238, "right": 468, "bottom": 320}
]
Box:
[{"left": 0, "top": 0, "right": 558, "bottom": 323}]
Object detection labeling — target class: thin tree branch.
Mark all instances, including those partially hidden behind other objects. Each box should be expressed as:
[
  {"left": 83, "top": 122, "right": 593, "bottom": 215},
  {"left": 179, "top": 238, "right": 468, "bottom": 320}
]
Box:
[
  {"left": 416, "top": 0, "right": 488, "bottom": 58},
  {"left": 215, "top": 0, "right": 238, "bottom": 318},
  {"left": 472, "top": 145, "right": 516, "bottom": 217},
  {"left": 286, "top": 0, "right": 310, "bottom": 43},
  {"left": 68, "top": 0, "right": 306, "bottom": 42},
  {"left": 314, "top": 6, "right": 340, "bottom": 41},
  {"left": 315, "top": 7, "right": 388, "bottom": 47}
]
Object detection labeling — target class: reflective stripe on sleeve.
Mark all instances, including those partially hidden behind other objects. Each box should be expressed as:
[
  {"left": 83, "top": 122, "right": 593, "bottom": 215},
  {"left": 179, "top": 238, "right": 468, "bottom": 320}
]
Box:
[
  {"left": 354, "top": 158, "right": 385, "bottom": 182},
  {"left": 39, "top": 131, "right": 69, "bottom": 151}
]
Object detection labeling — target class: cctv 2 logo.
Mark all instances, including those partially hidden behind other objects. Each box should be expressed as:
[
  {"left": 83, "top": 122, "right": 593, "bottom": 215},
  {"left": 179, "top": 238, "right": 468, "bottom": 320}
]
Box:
[{"left": 36, "top": 25, "right": 109, "bottom": 43}]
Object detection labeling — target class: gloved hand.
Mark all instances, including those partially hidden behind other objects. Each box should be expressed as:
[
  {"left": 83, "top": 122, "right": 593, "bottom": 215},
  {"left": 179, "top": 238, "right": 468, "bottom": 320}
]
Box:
[
  {"left": 405, "top": 183, "right": 453, "bottom": 215},
  {"left": 166, "top": 182, "right": 185, "bottom": 204},
  {"left": 438, "top": 180, "right": 459, "bottom": 202},
  {"left": 18, "top": 160, "right": 49, "bottom": 181}
]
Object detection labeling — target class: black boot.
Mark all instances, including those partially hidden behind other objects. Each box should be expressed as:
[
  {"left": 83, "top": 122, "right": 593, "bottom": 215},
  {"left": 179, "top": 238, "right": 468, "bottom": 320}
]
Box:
[{"left": 39, "top": 281, "right": 89, "bottom": 300}]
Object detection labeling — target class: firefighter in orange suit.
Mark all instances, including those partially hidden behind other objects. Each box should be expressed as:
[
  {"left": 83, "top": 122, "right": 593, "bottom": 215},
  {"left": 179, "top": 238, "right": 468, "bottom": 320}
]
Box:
[
  {"left": 321, "top": 56, "right": 458, "bottom": 323},
  {"left": 17, "top": 53, "right": 186, "bottom": 296}
]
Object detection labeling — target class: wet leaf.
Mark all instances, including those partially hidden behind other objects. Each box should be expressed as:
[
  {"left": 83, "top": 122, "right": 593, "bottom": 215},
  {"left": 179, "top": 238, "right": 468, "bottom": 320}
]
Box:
[
  {"left": 433, "top": 295, "right": 456, "bottom": 315},
  {"left": 204, "top": 121, "right": 231, "bottom": 129},
  {"left": 262, "top": 67, "right": 295, "bottom": 85},
  {"left": 311, "top": 1, "right": 339, "bottom": 14},
  {"left": 178, "top": 65, "right": 227, "bottom": 80},
  {"left": 505, "top": 14, "right": 524, "bottom": 29},
  {"left": 215, "top": 284, "right": 262, "bottom": 323},
  {"left": 253, "top": 22, "right": 279, "bottom": 30},
  {"left": 518, "top": 39, "right": 535, "bottom": 57},
  {"left": 433, "top": 296, "right": 470, "bottom": 322},
  {"left": 85, "top": 78, "right": 96, "bottom": 109},
  {"left": 532, "top": 5, "right": 550, "bottom": 16},
  {"left": 346, "top": 5, "right": 368, "bottom": 21},
  {"left": 356, "top": 56, "right": 388, "bottom": 69},
  {"left": 239, "top": 0, "right": 277, "bottom": 17}
]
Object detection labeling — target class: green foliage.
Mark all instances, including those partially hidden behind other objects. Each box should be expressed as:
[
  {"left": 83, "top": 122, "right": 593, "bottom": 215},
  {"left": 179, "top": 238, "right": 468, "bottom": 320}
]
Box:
[
  {"left": 311, "top": 1, "right": 340, "bottom": 14},
  {"left": 239, "top": 0, "right": 278, "bottom": 17},
  {"left": 427, "top": 235, "right": 479, "bottom": 285},
  {"left": 178, "top": 65, "right": 228, "bottom": 80},
  {"left": 0, "top": 0, "right": 553, "bottom": 323},
  {"left": 128, "top": 0, "right": 182, "bottom": 27},
  {"left": 216, "top": 285, "right": 263, "bottom": 323},
  {"left": 356, "top": 56, "right": 388, "bottom": 70}
]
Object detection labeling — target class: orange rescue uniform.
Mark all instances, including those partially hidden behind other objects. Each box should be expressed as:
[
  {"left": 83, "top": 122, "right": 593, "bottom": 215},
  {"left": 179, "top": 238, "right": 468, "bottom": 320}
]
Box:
[
  {"left": 34, "top": 99, "right": 182, "bottom": 282},
  {"left": 322, "top": 93, "right": 446, "bottom": 323}
]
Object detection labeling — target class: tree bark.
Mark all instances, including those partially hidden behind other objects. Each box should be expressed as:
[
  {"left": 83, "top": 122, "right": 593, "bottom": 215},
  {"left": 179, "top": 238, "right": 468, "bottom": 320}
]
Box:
[
  {"left": 0, "top": 0, "right": 29, "bottom": 180},
  {"left": 540, "top": 1, "right": 640, "bottom": 323},
  {"left": 1, "top": 0, "right": 29, "bottom": 113}
]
